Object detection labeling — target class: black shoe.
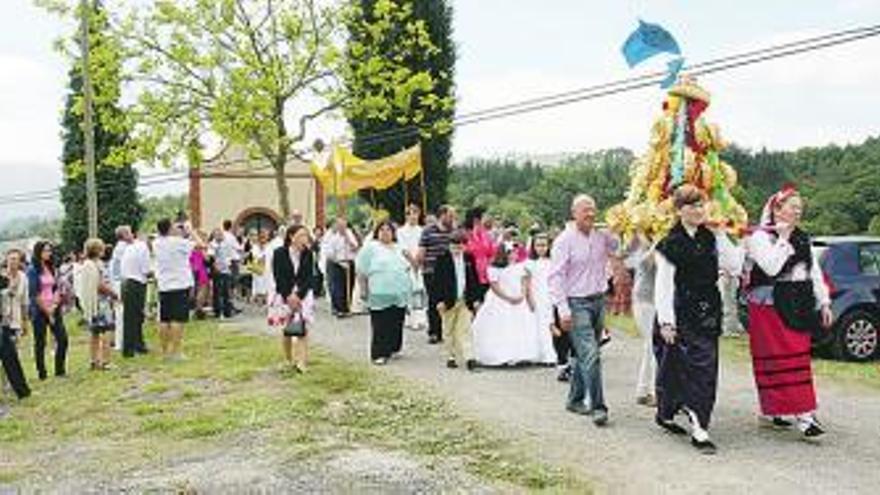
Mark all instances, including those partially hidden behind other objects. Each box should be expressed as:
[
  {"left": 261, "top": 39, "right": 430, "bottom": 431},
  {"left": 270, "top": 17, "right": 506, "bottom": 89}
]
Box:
[
  {"left": 428, "top": 335, "right": 441, "bottom": 345},
  {"left": 772, "top": 417, "right": 793, "bottom": 428},
  {"left": 691, "top": 437, "right": 717, "bottom": 455},
  {"left": 557, "top": 366, "right": 571, "bottom": 382},
  {"left": 566, "top": 402, "right": 591, "bottom": 416},
  {"left": 803, "top": 422, "right": 825, "bottom": 438},
  {"left": 466, "top": 359, "right": 478, "bottom": 371},
  {"left": 656, "top": 416, "right": 688, "bottom": 435},
  {"left": 593, "top": 409, "right": 609, "bottom": 426},
  {"left": 122, "top": 352, "right": 135, "bottom": 358},
  {"left": 136, "top": 347, "right": 149, "bottom": 355},
  {"left": 446, "top": 358, "right": 458, "bottom": 369}
]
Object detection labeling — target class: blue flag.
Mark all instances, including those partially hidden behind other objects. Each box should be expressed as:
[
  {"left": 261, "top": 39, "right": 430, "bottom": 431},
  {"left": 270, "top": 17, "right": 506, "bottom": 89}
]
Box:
[
  {"left": 621, "top": 20, "right": 681, "bottom": 68},
  {"left": 660, "top": 57, "right": 686, "bottom": 88}
]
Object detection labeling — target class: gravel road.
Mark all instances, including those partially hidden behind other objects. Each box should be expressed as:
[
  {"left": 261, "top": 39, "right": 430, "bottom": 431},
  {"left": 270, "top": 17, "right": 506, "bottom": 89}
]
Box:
[{"left": 276, "top": 308, "right": 880, "bottom": 495}]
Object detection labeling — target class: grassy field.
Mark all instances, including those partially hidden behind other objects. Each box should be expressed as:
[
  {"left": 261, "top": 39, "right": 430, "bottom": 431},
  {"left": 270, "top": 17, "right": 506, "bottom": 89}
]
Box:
[
  {"left": 607, "top": 313, "right": 879, "bottom": 390},
  {"left": 0, "top": 318, "right": 590, "bottom": 492}
]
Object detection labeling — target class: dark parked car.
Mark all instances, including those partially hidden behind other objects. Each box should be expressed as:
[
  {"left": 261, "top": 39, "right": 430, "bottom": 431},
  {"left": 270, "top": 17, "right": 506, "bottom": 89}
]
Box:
[{"left": 812, "top": 236, "right": 880, "bottom": 361}]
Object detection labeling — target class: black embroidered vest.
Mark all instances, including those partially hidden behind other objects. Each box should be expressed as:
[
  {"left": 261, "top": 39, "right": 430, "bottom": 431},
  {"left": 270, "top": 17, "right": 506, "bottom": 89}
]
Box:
[
  {"left": 749, "top": 228, "right": 812, "bottom": 287},
  {"left": 656, "top": 222, "right": 723, "bottom": 335}
]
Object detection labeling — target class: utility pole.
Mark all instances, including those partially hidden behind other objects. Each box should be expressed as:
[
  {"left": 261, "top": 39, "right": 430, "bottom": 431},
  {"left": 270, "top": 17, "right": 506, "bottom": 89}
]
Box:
[{"left": 80, "top": 0, "right": 98, "bottom": 238}]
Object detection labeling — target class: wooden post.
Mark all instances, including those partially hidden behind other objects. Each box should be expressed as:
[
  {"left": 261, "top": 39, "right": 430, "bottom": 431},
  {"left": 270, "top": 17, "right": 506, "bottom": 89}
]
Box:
[{"left": 80, "top": 0, "right": 98, "bottom": 238}]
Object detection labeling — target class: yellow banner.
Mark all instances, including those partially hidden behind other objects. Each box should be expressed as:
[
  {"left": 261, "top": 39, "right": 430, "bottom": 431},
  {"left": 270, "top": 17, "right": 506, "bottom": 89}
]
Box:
[{"left": 311, "top": 144, "right": 422, "bottom": 196}]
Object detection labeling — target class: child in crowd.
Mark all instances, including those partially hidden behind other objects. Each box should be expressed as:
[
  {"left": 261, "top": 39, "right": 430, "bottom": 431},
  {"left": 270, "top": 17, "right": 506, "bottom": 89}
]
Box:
[
  {"left": 551, "top": 306, "right": 574, "bottom": 381},
  {"left": 525, "top": 233, "right": 557, "bottom": 365},
  {"left": 472, "top": 242, "right": 538, "bottom": 366},
  {"left": 433, "top": 230, "right": 480, "bottom": 371}
]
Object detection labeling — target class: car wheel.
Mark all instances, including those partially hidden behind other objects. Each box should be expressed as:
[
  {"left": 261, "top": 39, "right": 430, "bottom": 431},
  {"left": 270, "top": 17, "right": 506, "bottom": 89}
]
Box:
[{"left": 832, "top": 310, "right": 879, "bottom": 361}]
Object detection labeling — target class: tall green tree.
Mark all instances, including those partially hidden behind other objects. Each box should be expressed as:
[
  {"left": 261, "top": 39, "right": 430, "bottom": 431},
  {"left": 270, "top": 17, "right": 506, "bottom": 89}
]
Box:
[
  {"left": 59, "top": 1, "right": 143, "bottom": 253},
  {"left": 344, "top": 0, "right": 456, "bottom": 219},
  {"left": 42, "top": 0, "right": 443, "bottom": 219}
]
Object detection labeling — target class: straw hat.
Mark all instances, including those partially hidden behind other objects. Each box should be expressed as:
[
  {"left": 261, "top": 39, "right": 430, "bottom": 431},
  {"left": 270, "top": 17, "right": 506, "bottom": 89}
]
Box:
[{"left": 668, "top": 75, "right": 711, "bottom": 103}]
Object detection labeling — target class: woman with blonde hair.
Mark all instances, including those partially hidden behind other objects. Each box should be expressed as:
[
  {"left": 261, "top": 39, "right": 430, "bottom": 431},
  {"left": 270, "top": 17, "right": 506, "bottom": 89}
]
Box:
[
  {"left": 746, "top": 185, "right": 831, "bottom": 438},
  {"left": 81, "top": 238, "right": 118, "bottom": 370}
]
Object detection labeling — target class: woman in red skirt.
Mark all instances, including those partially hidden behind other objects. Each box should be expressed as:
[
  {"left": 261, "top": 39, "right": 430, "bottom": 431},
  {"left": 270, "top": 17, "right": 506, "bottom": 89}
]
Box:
[{"left": 746, "top": 185, "right": 833, "bottom": 438}]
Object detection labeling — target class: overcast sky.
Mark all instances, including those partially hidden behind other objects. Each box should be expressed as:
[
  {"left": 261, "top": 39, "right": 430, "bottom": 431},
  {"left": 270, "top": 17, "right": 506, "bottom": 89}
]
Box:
[{"left": 1, "top": 0, "right": 879, "bottom": 219}]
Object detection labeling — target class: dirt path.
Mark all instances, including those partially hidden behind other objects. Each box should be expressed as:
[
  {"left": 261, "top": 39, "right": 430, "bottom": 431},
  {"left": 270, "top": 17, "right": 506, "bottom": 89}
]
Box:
[{"left": 233, "top": 307, "right": 880, "bottom": 494}]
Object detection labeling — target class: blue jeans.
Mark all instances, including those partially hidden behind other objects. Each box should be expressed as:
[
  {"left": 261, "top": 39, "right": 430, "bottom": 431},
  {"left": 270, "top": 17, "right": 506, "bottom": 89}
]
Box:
[{"left": 567, "top": 296, "right": 606, "bottom": 411}]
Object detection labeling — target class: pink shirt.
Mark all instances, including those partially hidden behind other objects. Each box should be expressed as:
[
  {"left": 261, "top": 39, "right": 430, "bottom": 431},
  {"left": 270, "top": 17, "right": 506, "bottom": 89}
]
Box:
[
  {"left": 189, "top": 250, "right": 210, "bottom": 287},
  {"left": 39, "top": 271, "right": 56, "bottom": 310},
  {"left": 548, "top": 223, "right": 618, "bottom": 319},
  {"left": 465, "top": 225, "right": 497, "bottom": 284}
]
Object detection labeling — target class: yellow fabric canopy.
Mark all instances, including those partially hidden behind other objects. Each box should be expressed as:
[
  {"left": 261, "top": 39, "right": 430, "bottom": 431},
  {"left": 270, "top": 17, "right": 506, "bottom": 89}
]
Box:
[{"left": 311, "top": 144, "right": 422, "bottom": 197}]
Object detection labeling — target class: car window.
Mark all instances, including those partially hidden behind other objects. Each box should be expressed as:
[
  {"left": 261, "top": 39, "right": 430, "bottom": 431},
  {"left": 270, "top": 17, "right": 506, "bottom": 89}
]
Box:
[{"left": 859, "top": 244, "right": 880, "bottom": 276}]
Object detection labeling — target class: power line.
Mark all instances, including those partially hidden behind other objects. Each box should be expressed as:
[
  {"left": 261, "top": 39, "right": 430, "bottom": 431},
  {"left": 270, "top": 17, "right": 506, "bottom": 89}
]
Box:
[
  {"left": 357, "top": 24, "right": 880, "bottom": 147},
  {"left": 0, "top": 173, "right": 188, "bottom": 206},
  {"left": 3, "top": 22, "right": 879, "bottom": 206},
  {"left": 450, "top": 26, "right": 880, "bottom": 131},
  {"left": 0, "top": 167, "right": 189, "bottom": 201},
  {"left": 352, "top": 23, "right": 880, "bottom": 146}
]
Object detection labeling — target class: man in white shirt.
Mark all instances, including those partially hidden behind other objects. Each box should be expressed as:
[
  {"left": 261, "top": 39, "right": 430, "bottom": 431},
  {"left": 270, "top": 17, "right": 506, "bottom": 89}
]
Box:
[
  {"left": 221, "top": 220, "right": 243, "bottom": 314},
  {"left": 120, "top": 227, "right": 152, "bottom": 357},
  {"left": 211, "top": 227, "right": 238, "bottom": 319},
  {"left": 109, "top": 226, "right": 132, "bottom": 351},
  {"left": 323, "top": 217, "right": 359, "bottom": 316},
  {"left": 154, "top": 218, "right": 197, "bottom": 359}
]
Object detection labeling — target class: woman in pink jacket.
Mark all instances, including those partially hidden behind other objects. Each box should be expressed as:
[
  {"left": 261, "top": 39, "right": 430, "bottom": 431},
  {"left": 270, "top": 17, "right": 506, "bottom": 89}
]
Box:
[{"left": 464, "top": 207, "right": 497, "bottom": 305}]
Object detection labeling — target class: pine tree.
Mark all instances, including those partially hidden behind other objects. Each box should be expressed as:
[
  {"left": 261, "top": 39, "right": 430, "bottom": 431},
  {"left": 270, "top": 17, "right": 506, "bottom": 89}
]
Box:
[
  {"left": 347, "top": 0, "right": 456, "bottom": 220},
  {"left": 60, "top": 1, "right": 143, "bottom": 254}
]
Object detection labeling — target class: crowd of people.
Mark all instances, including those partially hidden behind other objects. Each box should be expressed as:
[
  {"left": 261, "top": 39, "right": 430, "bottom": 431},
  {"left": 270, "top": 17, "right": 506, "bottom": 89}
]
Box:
[
  {"left": 1, "top": 185, "right": 832, "bottom": 456},
  {"left": 333, "top": 186, "right": 831, "bottom": 455}
]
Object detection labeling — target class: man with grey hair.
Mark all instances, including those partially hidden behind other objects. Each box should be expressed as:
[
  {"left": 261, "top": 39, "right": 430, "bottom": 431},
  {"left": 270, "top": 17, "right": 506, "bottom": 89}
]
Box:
[{"left": 548, "top": 194, "right": 618, "bottom": 426}]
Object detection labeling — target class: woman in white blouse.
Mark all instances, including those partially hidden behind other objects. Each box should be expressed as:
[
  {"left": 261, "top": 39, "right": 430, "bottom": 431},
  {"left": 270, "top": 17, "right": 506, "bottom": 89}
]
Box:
[
  {"left": 746, "top": 186, "right": 832, "bottom": 438},
  {"left": 396, "top": 204, "right": 426, "bottom": 331},
  {"left": 1, "top": 249, "right": 31, "bottom": 399}
]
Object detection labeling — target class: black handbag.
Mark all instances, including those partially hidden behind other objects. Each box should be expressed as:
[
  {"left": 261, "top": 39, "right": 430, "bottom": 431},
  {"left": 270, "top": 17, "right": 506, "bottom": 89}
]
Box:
[
  {"left": 283, "top": 312, "right": 307, "bottom": 337},
  {"left": 772, "top": 281, "right": 820, "bottom": 333}
]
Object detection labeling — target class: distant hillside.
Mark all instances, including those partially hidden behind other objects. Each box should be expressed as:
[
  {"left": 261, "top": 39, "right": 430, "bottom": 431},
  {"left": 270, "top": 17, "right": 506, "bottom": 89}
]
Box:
[
  {"left": 449, "top": 138, "right": 880, "bottom": 236},
  {"left": 0, "top": 215, "right": 62, "bottom": 243}
]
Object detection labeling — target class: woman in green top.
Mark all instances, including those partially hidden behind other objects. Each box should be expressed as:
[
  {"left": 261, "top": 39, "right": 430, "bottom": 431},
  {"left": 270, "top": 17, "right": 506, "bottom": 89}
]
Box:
[{"left": 356, "top": 220, "right": 413, "bottom": 365}]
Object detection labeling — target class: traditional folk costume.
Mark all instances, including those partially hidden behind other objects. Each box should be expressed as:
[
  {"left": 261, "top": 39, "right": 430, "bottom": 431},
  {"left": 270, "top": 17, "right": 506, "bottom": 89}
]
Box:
[
  {"left": 746, "top": 188, "right": 829, "bottom": 437},
  {"left": 654, "top": 222, "right": 743, "bottom": 451}
]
